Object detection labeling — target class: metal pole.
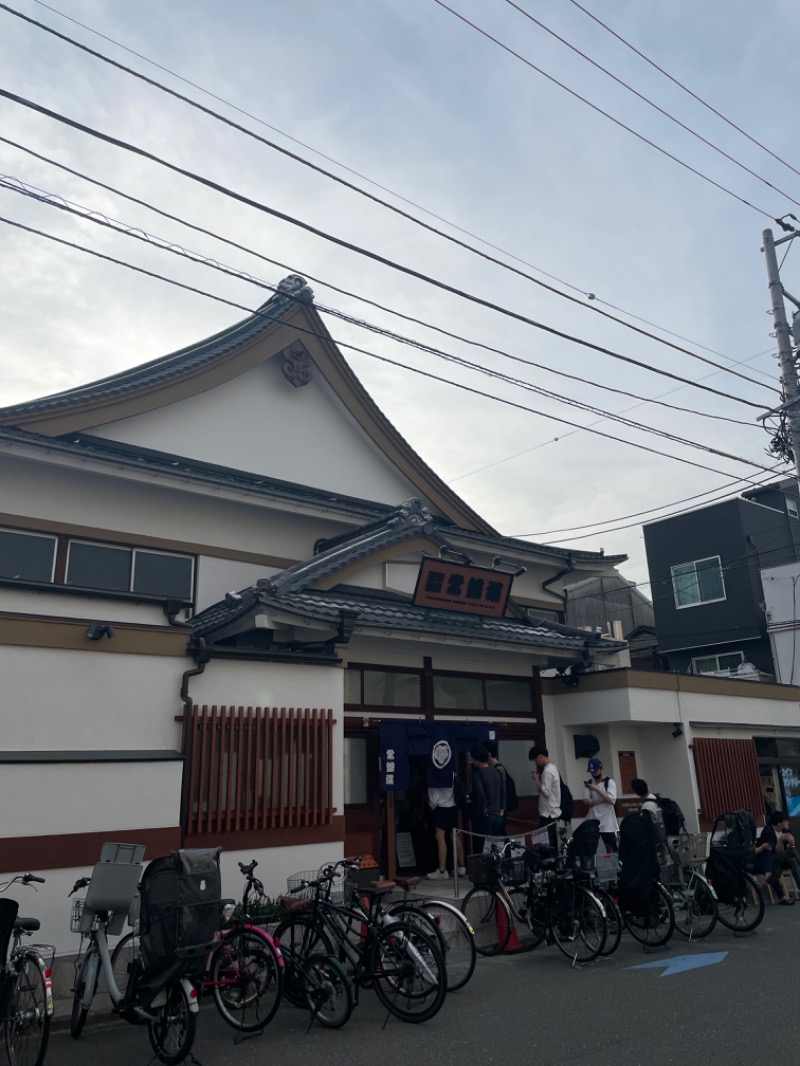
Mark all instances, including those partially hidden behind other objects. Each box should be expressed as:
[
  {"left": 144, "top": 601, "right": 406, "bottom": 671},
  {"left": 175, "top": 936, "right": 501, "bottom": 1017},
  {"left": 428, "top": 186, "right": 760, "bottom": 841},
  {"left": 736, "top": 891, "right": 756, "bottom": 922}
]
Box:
[{"left": 763, "top": 228, "right": 800, "bottom": 482}]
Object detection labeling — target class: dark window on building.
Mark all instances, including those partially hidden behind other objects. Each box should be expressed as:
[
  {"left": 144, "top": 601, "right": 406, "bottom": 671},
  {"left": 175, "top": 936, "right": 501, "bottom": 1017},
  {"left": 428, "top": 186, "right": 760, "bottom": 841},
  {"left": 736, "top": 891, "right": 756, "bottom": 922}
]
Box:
[
  {"left": 0, "top": 529, "right": 56, "bottom": 582},
  {"left": 671, "top": 556, "right": 726, "bottom": 609},
  {"left": 67, "top": 542, "right": 131, "bottom": 591},
  {"left": 133, "top": 550, "right": 193, "bottom": 599}
]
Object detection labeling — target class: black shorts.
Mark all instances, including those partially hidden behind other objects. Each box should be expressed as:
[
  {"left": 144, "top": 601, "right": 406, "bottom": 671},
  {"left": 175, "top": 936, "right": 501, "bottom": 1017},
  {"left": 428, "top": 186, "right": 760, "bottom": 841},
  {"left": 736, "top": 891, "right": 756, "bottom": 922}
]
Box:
[{"left": 432, "top": 806, "right": 459, "bottom": 831}]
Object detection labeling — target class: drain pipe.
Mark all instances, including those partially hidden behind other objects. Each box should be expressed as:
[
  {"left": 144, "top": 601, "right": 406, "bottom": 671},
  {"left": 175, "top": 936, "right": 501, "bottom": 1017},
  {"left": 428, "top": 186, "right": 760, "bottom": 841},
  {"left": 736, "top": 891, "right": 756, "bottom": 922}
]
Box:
[
  {"left": 542, "top": 557, "right": 575, "bottom": 616},
  {"left": 179, "top": 638, "right": 209, "bottom": 841}
]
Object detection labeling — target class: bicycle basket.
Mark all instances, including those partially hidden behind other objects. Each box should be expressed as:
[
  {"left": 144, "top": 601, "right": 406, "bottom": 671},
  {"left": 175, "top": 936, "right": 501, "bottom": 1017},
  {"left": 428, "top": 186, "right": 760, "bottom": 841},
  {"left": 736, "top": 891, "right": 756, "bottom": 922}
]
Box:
[
  {"left": 500, "top": 856, "right": 527, "bottom": 886},
  {"left": 69, "top": 898, "right": 92, "bottom": 935},
  {"left": 287, "top": 870, "right": 325, "bottom": 900},
  {"left": 671, "top": 832, "right": 709, "bottom": 865},
  {"left": 596, "top": 853, "right": 619, "bottom": 884},
  {"left": 466, "top": 854, "right": 499, "bottom": 886}
]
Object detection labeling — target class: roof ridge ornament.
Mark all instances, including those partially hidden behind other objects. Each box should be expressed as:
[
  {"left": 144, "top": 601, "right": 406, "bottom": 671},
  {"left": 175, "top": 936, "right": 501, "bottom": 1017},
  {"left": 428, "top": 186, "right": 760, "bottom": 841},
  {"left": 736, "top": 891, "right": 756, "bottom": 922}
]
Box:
[{"left": 276, "top": 274, "right": 314, "bottom": 302}]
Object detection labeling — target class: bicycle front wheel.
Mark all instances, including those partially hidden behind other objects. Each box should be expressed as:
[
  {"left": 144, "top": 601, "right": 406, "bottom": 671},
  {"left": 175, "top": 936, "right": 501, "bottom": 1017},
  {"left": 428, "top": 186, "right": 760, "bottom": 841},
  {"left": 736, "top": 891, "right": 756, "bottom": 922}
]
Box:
[
  {"left": 370, "top": 921, "right": 446, "bottom": 1023},
  {"left": 506, "top": 887, "right": 547, "bottom": 952},
  {"left": 5, "top": 953, "right": 50, "bottom": 1066},
  {"left": 388, "top": 900, "right": 475, "bottom": 991},
  {"left": 623, "top": 882, "right": 675, "bottom": 947},
  {"left": 211, "top": 927, "right": 283, "bottom": 1033},
  {"left": 672, "top": 871, "right": 717, "bottom": 939},
  {"left": 551, "top": 884, "right": 607, "bottom": 963},
  {"left": 304, "top": 954, "right": 353, "bottom": 1029},
  {"left": 147, "top": 981, "right": 197, "bottom": 1066},
  {"left": 110, "top": 931, "right": 140, "bottom": 1000},
  {"left": 70, "top": 944, "right": 99, "bottom": 1039},
  {"left": 592, "top": 886, "right": 622, "bottom": 956},
  {"left": 273, "top": 915, "right": 334, "bottom": 1007},
  {"left": 716, "top": 873, "right": 765, "bottom": 933},
  {"left": 461, "top": 887, "right": 511, "bottom": 956}
]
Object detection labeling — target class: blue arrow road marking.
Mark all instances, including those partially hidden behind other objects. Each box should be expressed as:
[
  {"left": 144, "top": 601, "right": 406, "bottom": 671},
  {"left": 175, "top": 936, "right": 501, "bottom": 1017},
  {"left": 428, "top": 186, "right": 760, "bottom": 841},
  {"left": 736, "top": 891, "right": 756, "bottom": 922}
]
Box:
[{"left": 627, "top": 952, "right": 728, "bottom": 976}]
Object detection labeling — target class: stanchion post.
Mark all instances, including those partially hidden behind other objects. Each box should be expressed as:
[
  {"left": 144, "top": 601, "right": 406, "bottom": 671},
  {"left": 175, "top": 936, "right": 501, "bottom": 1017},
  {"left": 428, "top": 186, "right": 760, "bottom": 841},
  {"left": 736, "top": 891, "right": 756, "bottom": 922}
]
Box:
[{"left": 452, "top": 828, "right": 459, "bottom": 897}]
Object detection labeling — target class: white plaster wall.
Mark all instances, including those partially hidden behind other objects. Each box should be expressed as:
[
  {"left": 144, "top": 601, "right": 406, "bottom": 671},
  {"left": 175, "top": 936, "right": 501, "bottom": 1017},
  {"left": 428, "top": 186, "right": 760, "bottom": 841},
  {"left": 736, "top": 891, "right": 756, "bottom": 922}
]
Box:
[
  {"left": 763, "top": 562, "right": 800, "bottom": 684},
  {"left": 0, "top": 762, "right": 181, "bottom": 839},
  {"left": 0, "top": 647, "right": 183, "bottom": 750},
  {"left": 88, "top": 360, "right": 421, "bottom": 505},
  {"left": 0, "top": 589, "right": 169, "bottom": 625},
  {"left": 7, "top": 842, "right": 343, "bottom": 956},
  {"left": 2, "top": 455, "right": 348, "bottom": 564},
  {"left": 195, "top": 558, "right": 281, "bottom": 611},
  {"left": 191, "top": 660, "right": 345, "bottom": 814}
]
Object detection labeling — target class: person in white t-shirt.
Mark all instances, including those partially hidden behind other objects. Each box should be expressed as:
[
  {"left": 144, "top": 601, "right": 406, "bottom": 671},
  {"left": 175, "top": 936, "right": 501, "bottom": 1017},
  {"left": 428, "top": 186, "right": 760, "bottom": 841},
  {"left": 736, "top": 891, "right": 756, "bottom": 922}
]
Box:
[
  {"left": 529, "top": 745, "right": 561, "bottom": 850},
  {"left": 426, "top": 781, "right": 466, "bottom": 880},
  {"left": 583, "top": 757, "right": 619, "bottom": 852}
]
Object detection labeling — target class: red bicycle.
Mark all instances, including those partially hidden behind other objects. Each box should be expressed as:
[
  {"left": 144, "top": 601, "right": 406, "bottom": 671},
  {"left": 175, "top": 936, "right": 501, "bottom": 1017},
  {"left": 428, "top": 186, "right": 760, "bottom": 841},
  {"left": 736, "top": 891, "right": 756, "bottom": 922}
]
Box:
[{"left": 112, "top": 860, "right": 284, "bottom": 1034}]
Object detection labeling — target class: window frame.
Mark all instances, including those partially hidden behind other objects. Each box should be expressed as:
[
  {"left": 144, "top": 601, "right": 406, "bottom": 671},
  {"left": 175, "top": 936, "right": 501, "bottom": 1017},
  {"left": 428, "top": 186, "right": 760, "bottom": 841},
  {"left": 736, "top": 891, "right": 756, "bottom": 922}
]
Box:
[
  {"left": 691, "top": 650, "right": 745, "bottom": 675},
  {"left": 671, "top": 555, "right": 726, "bottom": 610},
  {"left": 0, "top": 525, "right": 195, "bottom": 603}
]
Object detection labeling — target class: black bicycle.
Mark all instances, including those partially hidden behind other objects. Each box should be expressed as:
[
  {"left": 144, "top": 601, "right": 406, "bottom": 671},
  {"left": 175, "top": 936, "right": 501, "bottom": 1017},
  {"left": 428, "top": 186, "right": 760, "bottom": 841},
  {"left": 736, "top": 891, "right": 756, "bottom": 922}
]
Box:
[
  {"left": 274, "top": 861, "right": 447, "bottom": 1023},
  {"left": 0, "top": 873, "right": 52, "bottom": 1066}
]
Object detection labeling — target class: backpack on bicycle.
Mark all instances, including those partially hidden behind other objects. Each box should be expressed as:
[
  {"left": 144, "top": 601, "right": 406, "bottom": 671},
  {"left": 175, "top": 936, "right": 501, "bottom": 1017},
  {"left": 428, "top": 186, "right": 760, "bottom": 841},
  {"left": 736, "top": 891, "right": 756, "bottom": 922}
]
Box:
[
  {"left": 618, "top": 811, "right": 661, "bottom": 917},
  {"left": 137, "top": 848, "right": 222, "bottom": 1007},
  {"left": 705, "top": 810, "right": 756, "bottom": 904},
  {"left": 565, "top": 819, "right": 600, "bottom": 875}
]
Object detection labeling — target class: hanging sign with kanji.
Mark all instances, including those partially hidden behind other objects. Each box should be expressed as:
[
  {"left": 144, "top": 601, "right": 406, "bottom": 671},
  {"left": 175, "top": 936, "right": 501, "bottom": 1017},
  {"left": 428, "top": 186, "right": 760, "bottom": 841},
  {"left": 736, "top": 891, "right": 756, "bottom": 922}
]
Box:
[{"left": 412, "top": 558, "right": 513, "bottom": 617}]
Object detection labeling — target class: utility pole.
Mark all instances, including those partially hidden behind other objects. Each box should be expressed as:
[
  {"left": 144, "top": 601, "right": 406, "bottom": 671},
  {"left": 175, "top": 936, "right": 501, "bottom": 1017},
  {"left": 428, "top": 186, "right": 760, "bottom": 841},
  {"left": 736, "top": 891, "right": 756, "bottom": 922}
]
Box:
[{"left": 762, "top": 227, "right": 800, "bottom": 483}]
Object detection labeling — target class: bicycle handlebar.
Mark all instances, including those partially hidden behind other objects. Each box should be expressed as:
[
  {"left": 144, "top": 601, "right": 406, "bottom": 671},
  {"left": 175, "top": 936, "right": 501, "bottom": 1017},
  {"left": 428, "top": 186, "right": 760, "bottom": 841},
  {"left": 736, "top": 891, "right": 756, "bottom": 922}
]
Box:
[{"left": 0, "top": 873, "right": 46, "bottom": 893}]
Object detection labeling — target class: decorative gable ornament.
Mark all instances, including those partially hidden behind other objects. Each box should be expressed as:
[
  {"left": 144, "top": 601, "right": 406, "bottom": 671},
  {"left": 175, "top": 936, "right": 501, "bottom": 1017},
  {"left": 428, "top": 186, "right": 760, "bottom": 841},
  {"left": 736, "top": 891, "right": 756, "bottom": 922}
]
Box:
[{"left": 280, "top": 341, "right": 313, "bottom": 388}]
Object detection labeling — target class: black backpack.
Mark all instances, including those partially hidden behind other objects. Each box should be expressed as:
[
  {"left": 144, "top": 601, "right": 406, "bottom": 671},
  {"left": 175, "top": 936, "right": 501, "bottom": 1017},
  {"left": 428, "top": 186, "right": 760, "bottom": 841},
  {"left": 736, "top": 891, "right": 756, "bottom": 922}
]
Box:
[
  {"left": 655, "top": 795, "right": 685, "bottom": 836},
  {"left": 559, "top": 777, "right": 574, "bottom": 822},
  {"left": 453, "top": 774, "right": 470, "bottom": 810},
  {"left": 502, "top": 767, "right": 519, "bottom": 812}
]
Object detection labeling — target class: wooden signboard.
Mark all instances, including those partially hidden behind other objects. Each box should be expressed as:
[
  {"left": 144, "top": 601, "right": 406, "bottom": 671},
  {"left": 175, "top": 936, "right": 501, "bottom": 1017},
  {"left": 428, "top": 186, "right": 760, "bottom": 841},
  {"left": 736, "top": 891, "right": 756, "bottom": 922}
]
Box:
[
  {"left": 412, "top": 558, "right": 513, "bottom": 617},
  {"left": 618, "top": 750, "right": 639, "bottom": 794},
  {"left": 396, "top": 832, "right": 417, "bottom": 869}
]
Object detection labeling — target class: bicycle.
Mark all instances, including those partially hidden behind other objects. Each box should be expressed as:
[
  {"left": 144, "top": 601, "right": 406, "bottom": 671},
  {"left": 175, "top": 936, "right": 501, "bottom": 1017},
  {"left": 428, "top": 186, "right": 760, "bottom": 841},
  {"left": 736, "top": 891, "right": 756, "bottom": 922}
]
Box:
[
  {"left": 69, "top": 845, "right": 217, "bottom": 1065},
  {"left": 660, "top": 831, "right": 718, "bottom": 939},
  {"left": 705, "top": 811, "right": 765, "bottom": 933},
  {"left": 383, "top": 876, "right": 476, "bottom": 992},
  {"left": 274, "top": 860, "right": 447, "bottom": 1023},
  {"left": 112, "top": 858, "right": 284, "bottom": 1035},
  {"left": 0, "top": 873, "right": 53, "bottom": 1066},
  {"left": 461, "top": 842, "right": 608, "bottom": 964}
]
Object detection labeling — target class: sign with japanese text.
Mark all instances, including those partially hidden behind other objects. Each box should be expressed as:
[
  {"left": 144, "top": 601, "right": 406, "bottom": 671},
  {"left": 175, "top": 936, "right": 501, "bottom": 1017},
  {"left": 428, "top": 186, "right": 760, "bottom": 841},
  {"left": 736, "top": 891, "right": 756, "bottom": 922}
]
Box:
[{"left": 412, "top": 558, "right": 513, "bottom": 617}]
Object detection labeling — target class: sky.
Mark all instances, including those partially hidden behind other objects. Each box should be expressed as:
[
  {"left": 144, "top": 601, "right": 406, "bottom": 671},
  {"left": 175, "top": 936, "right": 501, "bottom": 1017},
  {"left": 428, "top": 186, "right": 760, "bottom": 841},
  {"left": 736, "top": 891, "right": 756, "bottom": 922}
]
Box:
[{"left": 1, "top": 0, "right": 799, "bottom": 603}]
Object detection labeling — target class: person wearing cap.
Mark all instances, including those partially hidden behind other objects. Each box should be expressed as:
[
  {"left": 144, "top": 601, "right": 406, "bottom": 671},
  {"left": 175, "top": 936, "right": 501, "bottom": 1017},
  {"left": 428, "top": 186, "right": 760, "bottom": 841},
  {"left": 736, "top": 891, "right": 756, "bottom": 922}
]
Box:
[{"left": 584, "top": 757, "right": 619, "bottom": 853}]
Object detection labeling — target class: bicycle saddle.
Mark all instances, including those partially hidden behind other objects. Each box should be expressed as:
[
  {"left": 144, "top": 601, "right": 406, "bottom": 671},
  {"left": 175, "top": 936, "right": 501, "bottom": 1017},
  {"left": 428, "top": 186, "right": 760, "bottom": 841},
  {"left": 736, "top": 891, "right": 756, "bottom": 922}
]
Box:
[{"left": 14, "top": 917, "right": 40, "bottom": 932}]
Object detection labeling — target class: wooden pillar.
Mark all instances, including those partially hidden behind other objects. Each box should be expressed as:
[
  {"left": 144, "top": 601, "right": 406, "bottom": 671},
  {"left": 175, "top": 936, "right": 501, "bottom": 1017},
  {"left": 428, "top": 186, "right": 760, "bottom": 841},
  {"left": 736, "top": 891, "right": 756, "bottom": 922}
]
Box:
[{"left": 386, "top": 791, "right": 397, "bottom": 881}]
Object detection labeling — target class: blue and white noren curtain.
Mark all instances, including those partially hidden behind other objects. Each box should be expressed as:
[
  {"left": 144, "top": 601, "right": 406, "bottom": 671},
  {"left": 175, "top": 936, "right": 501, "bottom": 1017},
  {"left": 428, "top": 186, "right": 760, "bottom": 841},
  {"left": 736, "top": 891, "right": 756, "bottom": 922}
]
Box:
[{"left": 379, "top": 720, "right": 497, "bottom": 790}]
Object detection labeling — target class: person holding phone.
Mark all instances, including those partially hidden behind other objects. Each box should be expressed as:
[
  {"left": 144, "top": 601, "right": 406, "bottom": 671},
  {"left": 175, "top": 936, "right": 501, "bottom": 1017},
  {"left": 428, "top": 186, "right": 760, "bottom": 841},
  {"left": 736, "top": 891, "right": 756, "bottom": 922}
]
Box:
[{"left": 583, "top": 757, "right": 619, "bottom": 853}]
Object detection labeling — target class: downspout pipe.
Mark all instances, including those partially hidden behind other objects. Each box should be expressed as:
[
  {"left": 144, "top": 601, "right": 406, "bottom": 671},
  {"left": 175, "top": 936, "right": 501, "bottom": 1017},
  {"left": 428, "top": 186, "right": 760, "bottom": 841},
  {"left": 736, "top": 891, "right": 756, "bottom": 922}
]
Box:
[
  {"left": 542, "top": 557, "right": 576, "bottom": 614},
  {"left": 179, "top": 638, "right": 209, "bottom": 843}
]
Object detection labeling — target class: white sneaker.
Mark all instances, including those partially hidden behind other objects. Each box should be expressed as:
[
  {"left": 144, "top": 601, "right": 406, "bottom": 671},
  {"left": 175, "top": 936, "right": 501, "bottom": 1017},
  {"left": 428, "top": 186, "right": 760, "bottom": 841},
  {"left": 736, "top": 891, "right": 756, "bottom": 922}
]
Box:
[
  {"left": 426, "top": 869, "right": 449, "bottom": 880},
  {"left": 457, "top": 865, "right": 467, "bottom": 877}
]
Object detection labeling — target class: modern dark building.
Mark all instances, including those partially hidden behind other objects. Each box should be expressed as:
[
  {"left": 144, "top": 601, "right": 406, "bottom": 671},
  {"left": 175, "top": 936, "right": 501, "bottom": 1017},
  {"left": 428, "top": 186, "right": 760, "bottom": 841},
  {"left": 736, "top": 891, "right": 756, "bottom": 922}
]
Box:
[{"left": 643, "top": 479, "right": 800, "bottom": 679}]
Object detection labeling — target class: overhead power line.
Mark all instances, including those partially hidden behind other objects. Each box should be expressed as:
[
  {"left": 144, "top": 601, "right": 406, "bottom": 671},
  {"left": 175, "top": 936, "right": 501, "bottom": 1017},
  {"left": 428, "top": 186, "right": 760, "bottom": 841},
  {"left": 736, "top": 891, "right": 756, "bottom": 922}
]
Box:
[
  {"left": 432, "top": 0, "right": 778, "bottom": 221},
  {"left": 568, "top": 0, "right": 800, "bottom": 184},
  {"left": 0, "top": 2, "right": 779, "bottom": 393},
  {"left": 519, "top": 469, "right": 785, "bottom": 544},
  {"left": 0, "top": 167, "right": 760, "bottom": 431},
  {"left": 0, "top": 212, "right": 784, "bottom": 491},
  {"left": 504, "top": 0, "right": 800, "bottom": 211},
  {"left": 0, "top": 89, "right": 777, "bottom": 410},
  {"left": 0, "top": 177, "right": 767, "bottom": 470}
]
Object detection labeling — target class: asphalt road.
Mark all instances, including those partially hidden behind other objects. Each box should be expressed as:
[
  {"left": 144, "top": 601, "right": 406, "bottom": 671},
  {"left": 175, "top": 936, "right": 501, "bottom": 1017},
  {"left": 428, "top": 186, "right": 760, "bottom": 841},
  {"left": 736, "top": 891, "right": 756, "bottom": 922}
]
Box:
[{"left": 48, "top": 907, "right": 800, "bottom": 1066}]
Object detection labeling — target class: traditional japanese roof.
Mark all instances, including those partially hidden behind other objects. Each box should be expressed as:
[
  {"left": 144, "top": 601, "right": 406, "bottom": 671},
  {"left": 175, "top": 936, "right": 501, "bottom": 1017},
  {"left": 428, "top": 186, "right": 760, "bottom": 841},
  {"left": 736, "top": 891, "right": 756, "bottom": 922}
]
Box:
[
  {"left": 189, "top": 580, "right": 626, "bottom": 655},
  {"left": 0, "top": 277, "right": 316, "bottom": 419}
]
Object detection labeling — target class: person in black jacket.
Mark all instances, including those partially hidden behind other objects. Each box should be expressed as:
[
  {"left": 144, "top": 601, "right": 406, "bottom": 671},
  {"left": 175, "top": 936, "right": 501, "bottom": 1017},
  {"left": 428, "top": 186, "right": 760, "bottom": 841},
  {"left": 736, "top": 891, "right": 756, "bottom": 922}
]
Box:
[
  {"left": 469, "top": 744, "right": 506, "bottom": 852},
  {"left": 755, "top": 810, "right": 795, "bottom": 905}
]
